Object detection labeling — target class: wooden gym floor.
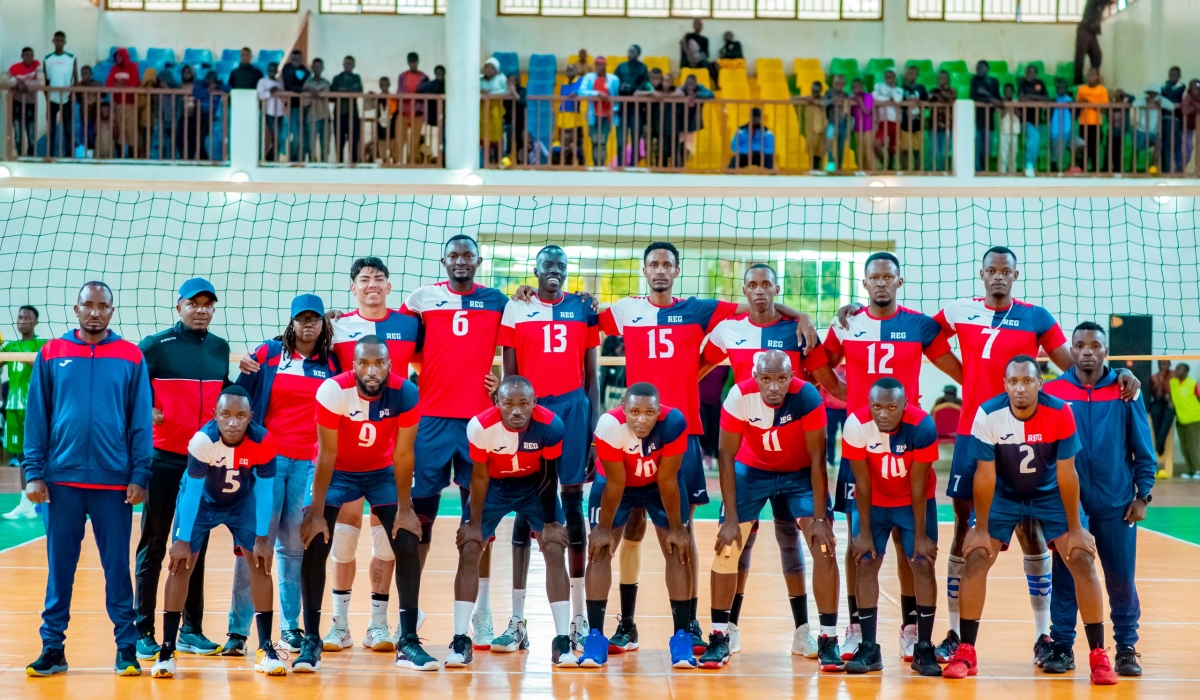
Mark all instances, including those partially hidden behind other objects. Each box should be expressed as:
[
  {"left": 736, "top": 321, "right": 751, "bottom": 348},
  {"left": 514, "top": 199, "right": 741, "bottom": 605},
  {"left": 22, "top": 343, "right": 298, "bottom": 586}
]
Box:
[{"left": 1, "top": 510, "right": 1197, "bottom": 699}]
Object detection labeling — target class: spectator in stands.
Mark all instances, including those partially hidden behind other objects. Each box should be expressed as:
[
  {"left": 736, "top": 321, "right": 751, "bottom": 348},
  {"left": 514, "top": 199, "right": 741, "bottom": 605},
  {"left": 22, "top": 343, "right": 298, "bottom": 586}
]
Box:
[
  {"left": 850, "top": 77, "right": 873, "bottom": 169},
  {"left": 44, "top": 31, "right": 77, "bottom": 159},
  {"left": 897, "top": 66, "right": 927, "bottom": 171},
  {"left": 8, "top": 47, "right": 42, "bottom": 157},
  {"left": 1182, "top": 79, "right": 1200, "bottom": 174},
  {"left": 1076, "top": 67, "right": 1109, "bottom": 172},
  {"left": 729, "top": 107, "right": 774, "bottom": 170},
  {"left": 574, "top": 49, "right": 594, "bottom": 76},
  {"left": 615, "top": 44, "right": 650, "bottom": 167},
  {"left": 371, "top": 76, "right": 397, "bottom": 163},
  {"left": 77, "top": 65, "right": 101, "bottom": 154},
  {"left": 719, "top": 31, "right": 743, "bottom": 61},
  {"left": 675, "top": 73, "right": 712, "bottom": 165},
  {"left": 578, "top": 56, "right": 619, "bottom": 167},
  {"left": 137, "top": 68, "right": 162, "bottom": 159},
  {"left": 681, "top": 36, "right": 717, "bottom": 91},
  {"left": 193, "top": 70, "right": 225, "bottom": 160},
  {"left": 997, "top": 83, "right": 1022, "bottom": 174},
  {"left": 934, "top": 385, "right": 962, "bottom": 410},
  {"left": 281, "top": 50, "right": 310, "bottom": 162},
  {"left": 680, "top": 18, "right": 710, "bottom": 74},
  {"left": 416, "top": 64, "right": 445, "bottom": 162},
  {"left": 927, "top": 70, "right": 955, "bottom": 171},
  {"left": 1160, "top": 67, "right": 1185, "bottom": 172},
  {"left": 1107, "top": 88, "right": 1133, "bottom": 172},
  {"left": 969, "top": 60, "right": 1002, "bottom": 172},
  {"left": 107, "top": 48, "right": 141, "bottom": 158},
  {"left": 397, "top": 52, "right": 429, "bottom": 165},
  {"left": 1171, "top": 363, "right": 1200, "bottom": 478},
  {"left": 228, "top": 48, "right": 262, "bottom": 90},
  {"left": 803, "top": 81, "right": 828, "bottom": 171},
  {"left": 1149, "top": 360, "right": 1175, "bottom": 456},
  {"left": 257, "top": 62, "right": 284, "bottom": 161},
  {"left": 1049, "top": 77, "right": 1081, "bottom": 171},
  {"left": 1017, "top": 65, "right": 1050, "bottom": 177},
  {"left": 636, "top": 68, "right": 673, "bottom": 168},
  {"left": 503, "top": 73, "right": 528, "bottom": 164},
  {"left": 95, "top": 101, "right": 115, "bottom": 159},
  {"left": 480, "top": 57, "right": 507, "bottom": 164},
  {"left": 825, "top": 73, "right": 852, "bottom": 171},
  {"left": 872, "top": 69, "right": 901, "bottom": 170},
  {"left": 1075, "top": 0, "right": 1115, "bottom": 85},
  {"left": 556, "top": 63, "right": 584, "bottom": 166},
  {"left": 331, "top": 55, "right": 363, "bottom": 163},
  {"left": 302, "top": 58, "right": 330, "bottom": 162},
  {"left": 1134, "top": 86, "right": 1163, "bottom": 173}
]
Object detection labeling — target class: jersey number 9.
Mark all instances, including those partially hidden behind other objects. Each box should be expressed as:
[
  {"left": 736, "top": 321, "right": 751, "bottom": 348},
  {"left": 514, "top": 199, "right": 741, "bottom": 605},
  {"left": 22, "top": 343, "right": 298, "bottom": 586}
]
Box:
[{"left": 358, "top": 423, "right": 377, "bottom": 447}]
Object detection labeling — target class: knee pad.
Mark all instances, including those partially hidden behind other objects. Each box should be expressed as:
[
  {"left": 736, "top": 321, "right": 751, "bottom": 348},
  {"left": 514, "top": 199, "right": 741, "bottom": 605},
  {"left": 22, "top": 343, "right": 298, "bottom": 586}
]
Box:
[
  {"left": 371, "top": 524, "right": 395, "bottom": 561},
  {"left": 712, "top": 522, "right": 754, "bottom": 575},
  {"left": 511, "top": 514, "right": 532, "bottom": 547},
  {"left": 774, "top": 519, "right": 805, "bottom": 575},
  {"left": 737, "top": 529, "right": 758, "bottom": 570},
  {"left": 330, "top": 523, "right": 361, "bottom": 564},
  {"left": 412, "top": 495, "right": 441, "bottom": 545},
  {"left": 561, "top": 491, "right": 586, "bottom": 549}
]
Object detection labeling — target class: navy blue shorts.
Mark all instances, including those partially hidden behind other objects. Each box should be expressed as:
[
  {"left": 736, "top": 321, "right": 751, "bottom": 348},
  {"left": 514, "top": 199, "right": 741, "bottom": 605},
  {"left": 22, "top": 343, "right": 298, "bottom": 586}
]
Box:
[
  {"left": 413, "top": 416, "right": 473, "bottom": 498},
  {"left": 682, "top": 434, "right": 709, "bottom": 506},
  {"left": 833, "top": 457, "right": 857, "bottom": 514},
  {"left": 308, "top": 466, "right": 398, "bottom": 510},
  {"left": 539, "top": 389, "right": 591, "bottom": 486},
  {"left": 174, "top": 495, "right": 257, "bottom": 554},
  {"left": 851, "top": 498, "right": 938, "bottom": 559},
  {"left": 587, "top": 472, "right": 690, "bottom": 531},
  {"left": 945, "top": 433, "right": 978, "bottom": 500},
  {"left": 988, "top": 493, "right": 1074, "bottom": 545},
  {"left": 720, "top": 462, "right": 826, "bottom": 524},
  {"left": 470, "top": 475, "right": 565, "bottom": 541}
]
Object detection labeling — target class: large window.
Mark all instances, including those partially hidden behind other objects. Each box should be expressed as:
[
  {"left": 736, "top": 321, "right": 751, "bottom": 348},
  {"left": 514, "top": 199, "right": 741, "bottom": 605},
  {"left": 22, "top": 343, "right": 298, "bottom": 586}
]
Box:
[
  {"left": 107, "top": 0, "right": 297, "bottom": 9},
  {"left": 498, "top": 0, "right": 882, "bottom": 19},
  {"left": 907, "top": 0, "right": 1084, "bottom": 22},
  {"left": 320, "top": 0, "right": 446, "bottom": 12}
]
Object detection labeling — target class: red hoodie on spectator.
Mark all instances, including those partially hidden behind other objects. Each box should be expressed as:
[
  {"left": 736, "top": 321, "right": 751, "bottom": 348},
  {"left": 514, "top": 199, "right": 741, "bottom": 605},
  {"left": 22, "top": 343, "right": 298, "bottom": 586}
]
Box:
[{"left": 105, "top": 48, "right": 140, "bottom": 104}]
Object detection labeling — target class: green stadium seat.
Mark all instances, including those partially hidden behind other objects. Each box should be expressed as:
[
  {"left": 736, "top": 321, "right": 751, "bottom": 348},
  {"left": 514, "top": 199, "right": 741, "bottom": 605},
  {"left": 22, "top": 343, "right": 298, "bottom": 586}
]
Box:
[
  {"left": 1055, "top": 61, "right": 1075, "bottom": 79},
  {"left": 1016, "top": 60, "right": 1046, "bottom": 78},
  {"left": 938, "top": 60, "right": 968, "bottom": 76},
  {"left": 906, "top": 59, "right": 934, "bottom": 76},
  {"left": 865, "top": 58, "right": 895, "bottom": 74},
  {"left": 988, "top": 60, "right": 1009, "bottom": 75},
  {"left": 951, "top": 72, "right": 973, "bottom": 89},
  {"left": 829, "top": 57, "right": 860, "bottom": 80}
]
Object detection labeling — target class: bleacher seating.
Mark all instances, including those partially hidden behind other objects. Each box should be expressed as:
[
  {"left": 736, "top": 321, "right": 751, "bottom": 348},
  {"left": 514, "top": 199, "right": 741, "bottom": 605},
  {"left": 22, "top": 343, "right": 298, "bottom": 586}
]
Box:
[
  {"left": 528, "top": 54, "right": 557, "bottom": 79},
  {"left": 222, "top": 48, "right": 242, "bottom": 63},
  {"left": 493, "top": 51, "right": 520, "bottom": 79},
  {"left": 937, "top": 59, "right": 966, "bottom": 76},
  {"left": 643, "top": 56, "right": 670, "bottom": 75},
  {"left": 145, "top": 48, "right": 176, "bottom": 64},
  {"left": 216, "top": 60, "right": 237, "bottom": 83},
  {"left": 108, "top": 46, "right": 140, "bottom": 62},
  {"left": 183, "top": 48, "right": 213, "bottom": 66},
  {"left": 258, "top": 49, "right": 285, "bottom": 65},
  {"left": 828, "top": 57, "right": 859, "bottom": 82}
]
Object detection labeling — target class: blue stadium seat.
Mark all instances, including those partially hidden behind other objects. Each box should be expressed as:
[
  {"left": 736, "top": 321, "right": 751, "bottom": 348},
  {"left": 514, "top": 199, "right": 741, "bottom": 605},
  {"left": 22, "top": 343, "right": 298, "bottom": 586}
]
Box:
[
  {"left": 145, "top": 48, "right": 176, "bottom": 64},
  {"left": 254, "top": 60, "right": 271, "bottom": 77},
  {"left": 92, "top": 60, "right": 113, "bottom": 84},
  {"left": 258, "top": 49, "right": 285, "bottom": 65},
  {"left": 493, "top": 51, "right": 519, "bottom": 79},
  {"left": 108, "top": 46, "right": 140, "bottom": 62},
  {"left": 216, "top": 60, "right": 237, "bottom": 83},
  {"left": 143, "top": 60, "right": 166, "bottom": 80},
  {"left": 221, "top": 48, "right": 242, "bottom": 62},
  {"left": 528, "top": 54, "right": 557, "bottom": 80},
  {"left": 525, "top": 79, "right": 556, "bottom": 96},
  {"left": 183, "top": 48, "right": 213, "bottom": 66}
]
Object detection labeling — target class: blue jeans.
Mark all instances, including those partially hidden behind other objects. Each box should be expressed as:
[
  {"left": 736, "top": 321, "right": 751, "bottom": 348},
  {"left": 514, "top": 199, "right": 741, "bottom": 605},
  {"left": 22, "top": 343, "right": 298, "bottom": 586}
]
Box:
[
  {"left": 1023, "top": 121, "right": 1041, "bottom": 169},
  {"left": 227, "top": 456, "right": 311, "bottom": 635},
  {"left": 286, "top": 107, "right": 307, "bottom": 161},
  {"left": 975, "top": 125, "right": 988, "bottom": 171}
]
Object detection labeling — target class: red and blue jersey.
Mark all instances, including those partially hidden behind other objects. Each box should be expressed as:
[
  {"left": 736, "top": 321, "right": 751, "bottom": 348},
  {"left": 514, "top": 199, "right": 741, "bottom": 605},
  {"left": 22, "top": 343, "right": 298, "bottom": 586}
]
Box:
[
  {"left": 935, "top": 298, "right": 1066, "bottom": 434},
  {"left": 720, "top": 377, "right": 826, "bottom": 472},
  {"left": 401, "top": 282, "right": 508, "bottom": 419},
  {"left": 842, "top": 405, "right": 940, "bottom": 506},
  {"left": 315, "top": 371, "right": 421, "bottom": 472},
  {"left": 704, "top": 314, "right": 824, "bottom": 383},
  {"left": 331, "top": 309, "right": 422, "bottom": 377},
  {"left": 970, "top": 391, "right": 1081, "bottom": 501},
  {"left": 467, "top": 404, "right": 565, "bottom": 479},
  {"left": 185, "top": 420, "right": 277, "bottom": 507},
  {"left": 824, "top": 306, "right": 951, "bottom": 413},
  {"left": 237, "top": 340, "right": 339, "bottom": 461},
  {"left": 499, "top": 295, "right": 600, "bottom": 398},
  {"left": 600, "top": 296, "right": 738, "bottom": 435},
  {"left": 594, "top": 405, "right": 689, "bottom": 488}
]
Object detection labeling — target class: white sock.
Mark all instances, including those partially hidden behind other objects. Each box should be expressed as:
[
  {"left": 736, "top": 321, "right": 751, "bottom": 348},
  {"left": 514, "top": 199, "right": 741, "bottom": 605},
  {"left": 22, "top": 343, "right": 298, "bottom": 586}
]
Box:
[
  {"left": 1024, "top": 552, "right": 1052, "bottom": 637},
  {"left": 512, "top": 588, "right": 527, "bottom": 620},
  {"left": 332, "top": 590, "right": 352, "bottom": 625},
  {"left": 475, "top": 578, "right": 491, "bottom": 617},
  {"left": 454, "top": 600, "right": 474, "bottom": 636},
  {"left": 712, "top": 621, "right": 728, "bottom": 633},
  {"left": 569, "top": 577, "right": 585, "bottom": 617},
  {"left": 947, "top": 555, "right": 964, "bottom": 634},
  {"left": 821, "top": 624, "right": 838, "bottom": 637},
  {"left": 370, "top": 594, "right": 389, "bottom": 627},
  {"left": 550, "top": 600, "right": 571, "bottom": 636}
]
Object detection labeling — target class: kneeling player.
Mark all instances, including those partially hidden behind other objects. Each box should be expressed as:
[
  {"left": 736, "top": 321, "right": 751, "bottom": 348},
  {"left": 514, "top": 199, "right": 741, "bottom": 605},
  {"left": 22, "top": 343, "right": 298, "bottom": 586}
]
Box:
[
  {"left": 843, "top": 378, "right": 942, "bottom": 676},
  {"left": 447, "top": 376, "right": 575, "bottom": 668},
  {"left": 943, "top": 356, "right": 1117, "bottom": 685},
  {"left": 706, "top": 350, "right": 838, "bottom": 670},
  {"left": 580, "top": 383, "right": 695, "bottom": 669},
  {"left": 152, "top": 387, "right": 282, "bottom": 679}
]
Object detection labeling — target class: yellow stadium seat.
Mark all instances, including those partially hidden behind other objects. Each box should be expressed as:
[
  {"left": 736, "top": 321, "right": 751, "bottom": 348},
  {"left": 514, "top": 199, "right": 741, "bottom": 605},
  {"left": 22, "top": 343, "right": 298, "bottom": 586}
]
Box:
[
  {"left": 643, "top": 56, "right": 670, "bottom": 74},
  {"left": 605, "top": 55, "right": 626, "bottom": 73},
  {"left": 719, "top": 68, "right": 748, "bottom": 86},
  {"left": 680, "top": 67, "right": 711, "bottom": 89},
  {"left": 717, "top": 58, "right": 746, "bottom": 71},
  {"left": 756, "top": 58, "right": 784, "bottom": 76},
  {"left": 758, "top": 85, "right": 800, "bottom": 170},
  {"left": 794, "top": 70, "right": 827, "bottom": 96},
  {"left": 794, "top": 58, "right": 821, "bottom": 74},
  {"left": 758, "top": 68, "right": 786, "bottom": 87}
]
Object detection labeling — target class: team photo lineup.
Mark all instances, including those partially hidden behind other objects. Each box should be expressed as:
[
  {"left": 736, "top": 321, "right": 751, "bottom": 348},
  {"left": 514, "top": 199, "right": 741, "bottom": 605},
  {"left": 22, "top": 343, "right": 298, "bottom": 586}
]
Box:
[{"left": 17, "top": 233, "right": 1160, "bottom": 687}]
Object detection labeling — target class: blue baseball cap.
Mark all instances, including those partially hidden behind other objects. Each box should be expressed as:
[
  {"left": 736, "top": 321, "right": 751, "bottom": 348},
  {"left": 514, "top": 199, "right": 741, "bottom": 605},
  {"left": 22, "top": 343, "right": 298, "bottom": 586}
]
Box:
[
  {"left": 178, "top": 277, "right": 218, "bottom": 302},
  {"left": 290, "top": 293, "right": 325, "bottom": 318}
]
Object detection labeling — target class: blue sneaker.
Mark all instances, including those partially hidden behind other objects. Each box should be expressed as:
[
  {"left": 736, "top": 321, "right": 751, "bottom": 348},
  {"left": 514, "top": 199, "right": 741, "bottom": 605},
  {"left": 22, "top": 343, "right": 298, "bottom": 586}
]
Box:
[
  {"left": 578, "top": 628, "right": 609, "bottom": 668},
  {"left": 135, "top": 634, "right": 160, "bottom": 661},
  {"left": 669, "top": 629, "right": 697, "bottom": 669},
  {"left": 177, "top": 631, "right": 221, "bottom": 656}
]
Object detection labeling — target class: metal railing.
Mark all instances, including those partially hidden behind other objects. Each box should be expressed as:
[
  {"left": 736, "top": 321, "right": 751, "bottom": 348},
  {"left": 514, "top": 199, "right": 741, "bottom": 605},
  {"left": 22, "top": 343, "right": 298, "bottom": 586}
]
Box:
[
  {"left": 258, "top": 91, "right": 444, "bottom": 166},
  {"left": 479, "top": 93, "right": 954, "bottom": 175},
  {"left": 973, "top": 101, "right": 1194, "bottom": 176},
  {"left": 4, "top": 86, "right": 229, "bottom": 163}
]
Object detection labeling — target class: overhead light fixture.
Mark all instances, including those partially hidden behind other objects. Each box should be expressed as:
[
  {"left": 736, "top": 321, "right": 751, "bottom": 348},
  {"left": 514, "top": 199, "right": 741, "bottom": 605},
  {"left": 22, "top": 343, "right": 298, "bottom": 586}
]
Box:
[
  {"left": 0, "top": 165, "right": 11, "bottom": 178},
  {"left": 463, "top": 173, "right": 483, "bottom": 187},
  {"left": 1154, "top": 182, "right": 1172, "bottom": 205},
  {"left": 868, "top": 180, "right": 887, "bottom": 202},
  {"left": 230, "top": 171, "right": 250, "bottom": 183}
]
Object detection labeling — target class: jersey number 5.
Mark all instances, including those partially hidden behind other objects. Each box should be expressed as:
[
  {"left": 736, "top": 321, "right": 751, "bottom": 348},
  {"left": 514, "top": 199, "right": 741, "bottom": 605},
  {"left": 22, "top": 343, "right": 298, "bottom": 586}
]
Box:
[
  {"left": 222, "top": 470, "right": 241, "bottom": 494},
  {"left": 866, "top": 342, "right": 895, "bottom": 374},
  {"left": 646, "top": 328, "right": 674, "bottom": 359},
  {"left": 543, "top": 323, "right": 568, "bottom": 353}
]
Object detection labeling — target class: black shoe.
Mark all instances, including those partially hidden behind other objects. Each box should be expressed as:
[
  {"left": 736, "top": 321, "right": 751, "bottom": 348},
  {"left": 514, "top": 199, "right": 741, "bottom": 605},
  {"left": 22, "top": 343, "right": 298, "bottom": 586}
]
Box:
[
  {"left": 934, "top": 629, "right": 960, "bottom": 663},
  {"left": 114, "top": 646, "right": 141, "bottom": 676},
  {"left": 698, "top": 631, "right": 731, "bottom": 669},
  {"left": 910, "top": 640, "right": 942, "bottom": 677},
  {"left": 292, "top": 635, "right": 322, "bottom": 673},
  {"left": 1115, "top": 646, "right": 1142, "bottom": 677},
  {"left": 444, "top": 634, "right": 474, "bottom": 668},
  {"left": 817, "top": 635, "right": 845, "bottom": 672},
  {"left": 1033, "top": 634, "right": 1054, "bottom": 667},
  {"left": 1042, "top": 642, "right": 1076, "bottom": 674},
  {"left": 687, "top": 619, "right": 706, "bottom": 655},
  {"left": 281, "top": 629, "right": 305, "bottom": 653},
  {"left": 551, "top": 634, "right": 576, "bottom": 667},
  {"left": 26, "top": 647, "right": 68, "bottom": 677},
  {"left": 844, "top": 640, "right": 884, "bottom": 674},
  {"left": 395, "top": 632, "right": 439, "bottom": 671},
  {"left": 609, "top": 616, "right": 640, "bottom": 653},
  {"left": 222, "top": 633, "right": 248, "bottom": 657}
]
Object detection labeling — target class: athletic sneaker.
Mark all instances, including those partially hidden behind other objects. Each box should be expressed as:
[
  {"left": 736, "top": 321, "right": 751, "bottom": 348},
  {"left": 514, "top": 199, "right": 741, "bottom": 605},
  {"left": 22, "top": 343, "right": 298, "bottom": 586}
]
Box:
[
  {"left": 135, "top": 633, "right": 161, "bottom": 660},
  {"left": 177, "top": 631, "right": 221, "bottom": 656},
  {"left": 443, "top": 634, "right": 474, "bottom": 668},
  {"left": 899, "top": 623, "right": 918, "bottom": 661},
  {"left": 698, "top": 631, "right": 731, "bottom": 669},
  {"left": 570, "top": 614, "right": 590, "bottom": 652},
  {"left": 254, "top": 644, "right": 288, "bottom": 676},
  {"left": 839, "top": 623, "right": 862, "bottom": 660},
  {"left": 395, "top": 632, "right": 439, "bottom": 671},
  {"left": 687, "top": 619, "right": 707, "bottom": 655},
  {"left": 942, "top": 642, "right": 979, "bottom": 679},
  {"left": 150, "top": 651, "right": 175, "bottom": 679},
  {"left": 26, "top": 647, "right": 68, "bottom": 677},
  {"left": 1042, "top": 642, "right": 1075, "bottom": 674},
  {"left": 491, "top": 616, "right": 529, "bottom": 652},
  {"left": 471, "top": 610, "right": 494, "bottom": 650},
  {"left": 609, "top": 616, "right": 640, "bottom": 653},
  {"left": 392, "top": 608, "right": 428, "bottom": 647},
  {"left": 817, "top": 635, "right": 845, "bottom": 672},
  {"left": 727, "top": 622, "right": 741, "bottom": 654},
  {"left": 363, "top": 622, "right": 395, "bottom": 652},
  {"left": 1033, "top": 634, "right": 1055, "bottom": 666},
  {"left": 578, "top": 628, "right": 610, "bottom": 667},
  {"left": 934, "top": 629, "right": 960, "bottom": 663},
  {"left": 844, "top": 640, "right": 883, "bottom": 674},
  {"left": 292, "top": 636, "right": 322, "bottom": 673},
  {"left": 281, "top": 629, "right": 305, "bottom": 653},
  {"left": 910, "top": 640, "right": 942, "bottom": 677},
  {"left": 1089, "top": 647, "right": 1119, "bottom": 685},
  {"left": 552, "top": 634, "right": 576, "bottom": 667},
  {"left": 221, "top": 633, "right": 247, "bottom": 657},
  {"left": 669, "top": 629, "right": 697, "bottom": 669},
  {"left": 2, "top": 492, "right": 37, "bottom": 519},
  {"left": 1115, "top": 646, "right": 1142, "bottom": 677},
  {"left": 322, "top": 620, "right": 353, "bottom": 651},
  {"left": 114, "top": 646, "right": 142, "bottom": 676},
  {"left": 791, "top": 622, "right": 819, "bottom": 658}
]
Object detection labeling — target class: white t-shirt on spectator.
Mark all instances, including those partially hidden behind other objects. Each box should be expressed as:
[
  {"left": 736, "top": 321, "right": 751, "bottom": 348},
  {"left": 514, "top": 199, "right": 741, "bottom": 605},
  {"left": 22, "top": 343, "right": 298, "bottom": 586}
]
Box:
[
  {"left": 257, "top": 76, "right": 285, "bottom": 117},
  {"left": 872, "top": 82, "right": 903, "bottom": 123}
]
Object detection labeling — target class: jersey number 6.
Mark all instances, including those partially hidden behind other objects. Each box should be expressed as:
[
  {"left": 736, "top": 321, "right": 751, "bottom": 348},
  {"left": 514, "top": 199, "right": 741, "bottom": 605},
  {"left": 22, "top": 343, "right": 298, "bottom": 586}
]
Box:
[{"left": 453, "top": 310, "right": 469, "bottom": 337}]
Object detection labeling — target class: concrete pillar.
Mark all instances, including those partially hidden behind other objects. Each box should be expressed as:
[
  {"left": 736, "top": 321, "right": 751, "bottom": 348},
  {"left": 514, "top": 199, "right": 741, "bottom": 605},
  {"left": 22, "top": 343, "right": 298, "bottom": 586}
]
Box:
[
  {"left": 953, "top": 99, "right": 976, "bottom": 179},
  {"left": 229, "top": 89, "right": 258, "bottom": 176},
  {"left": 444, "top": 0, "right": 481, "bottom": 172}
]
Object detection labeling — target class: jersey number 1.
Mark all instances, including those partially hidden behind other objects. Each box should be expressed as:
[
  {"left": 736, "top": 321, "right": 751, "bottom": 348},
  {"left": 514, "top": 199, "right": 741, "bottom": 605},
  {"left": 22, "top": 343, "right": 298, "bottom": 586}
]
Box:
[{"left": 543, "top": 323, "right": 568, "bottom": 353}]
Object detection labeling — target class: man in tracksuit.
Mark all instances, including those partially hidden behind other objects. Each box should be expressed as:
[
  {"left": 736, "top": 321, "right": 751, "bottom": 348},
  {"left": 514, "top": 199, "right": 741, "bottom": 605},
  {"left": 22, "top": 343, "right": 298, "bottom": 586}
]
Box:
[
  {"left": 133, "top": 278, "right": 231, "bottom": 659},
  {"left": 1043, "top": 321, "right": 1155, "bottom": 677},
  {"left": 23, "top": 281, "right": 154, "bottom": 677}
]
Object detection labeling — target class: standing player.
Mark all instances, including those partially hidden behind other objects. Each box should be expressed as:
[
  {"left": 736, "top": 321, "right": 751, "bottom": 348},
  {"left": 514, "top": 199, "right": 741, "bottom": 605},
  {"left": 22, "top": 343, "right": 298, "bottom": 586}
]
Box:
[
  {"left": 499, "top": 245, "right": 600, "bottom": 651},
  {"left": 151, "top": 387, "right": 282, "bottom": 679},
  {"left": 942, "top": 355, "right": 1118, "bottom": 685},
  {"left": 2, "top": 305, "right": 46, "bottom": 520},
  {"left": 295, "top": 336, "right": 431, "bottom": 672},
  {"left": 842, "top": 379, "right": 943, "bottom": 677},
  {"left": 823, "top": 252, "right": 961, "bottom": 661},
  {"left": 401, "top": 235, "right": 508, "bottom": 647},
  {"left": 704, "top": 351, "right": 837, "bottom": 670},
  {"left": 445, "top": 376, "right": 575, "bottom": 668}
]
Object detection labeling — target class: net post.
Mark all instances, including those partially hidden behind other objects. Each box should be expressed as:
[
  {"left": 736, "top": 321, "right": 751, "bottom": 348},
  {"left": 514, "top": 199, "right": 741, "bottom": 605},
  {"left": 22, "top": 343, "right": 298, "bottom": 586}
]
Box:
[
  {"left": 230, "top": 88, "right": 258, "bottom": 176},
  {"left": 953, "top": 97, "right": 975, "bottom": 179}
]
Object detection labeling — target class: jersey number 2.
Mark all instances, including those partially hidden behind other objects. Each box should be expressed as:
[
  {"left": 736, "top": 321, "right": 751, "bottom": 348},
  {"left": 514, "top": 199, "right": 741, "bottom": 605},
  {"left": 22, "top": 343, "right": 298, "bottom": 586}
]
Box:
[
  {"left": 543, "top": 323, "right": 568, "bottom": 353},
  {"left": 1019, "top": 444, "right": 1036, "bottom": 473}
]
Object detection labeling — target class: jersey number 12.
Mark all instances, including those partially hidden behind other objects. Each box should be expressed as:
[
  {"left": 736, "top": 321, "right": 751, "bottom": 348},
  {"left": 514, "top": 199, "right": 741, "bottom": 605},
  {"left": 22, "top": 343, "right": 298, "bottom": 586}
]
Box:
[{"left": 866, "top": 343, "right": 895, "bottom": 374}]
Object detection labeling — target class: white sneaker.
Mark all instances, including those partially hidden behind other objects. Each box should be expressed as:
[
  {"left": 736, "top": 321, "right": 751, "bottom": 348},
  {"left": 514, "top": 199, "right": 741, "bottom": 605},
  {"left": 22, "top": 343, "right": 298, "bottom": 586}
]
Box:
[
  {"left": 363, "top": 622, "right": 395, "bottom": 651},
  {"left": 150, "top": 654, "right": 176, "bottom": 679},
  {"left": 840, "top": 623, "right": 862, "bottom": 660},
  {"left": 727, "top": 621, "right": 741, "bottom": 654},
  {"left": 1024, "top": 164, "right": 1036, "bottom": 178},
  {"left": 570, "top": 614, "right": 590, "bottom": 652},
  {"left": 254, "top": 646, "right": 288, "bottom": 676},
  {"left": 791, "top": 622, "right": 819, "bottom": 658},
  {"left": 471, "top": 610, "right": 494, "bottom": 650},
  {"left": 490, "top": 616, "right": 528, "bottom": 653},
  {"left": 900, "top": 623, "right": 918, "bottom": 661},
  {"left": 2, "top": 493, "right": 35, "bottom": 520},
  {"left": 322, "top": 619, "right": 353, "bottom": 651}
]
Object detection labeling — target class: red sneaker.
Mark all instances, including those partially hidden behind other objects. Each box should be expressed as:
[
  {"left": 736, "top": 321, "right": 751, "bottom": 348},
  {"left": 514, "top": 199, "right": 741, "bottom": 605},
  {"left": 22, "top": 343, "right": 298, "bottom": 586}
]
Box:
[
  {"left": 1089, "top": 648, "right": 1119, "bottom": 685},
  {"left": 942, "top": 643, "right": 978, "bottom": 679}
]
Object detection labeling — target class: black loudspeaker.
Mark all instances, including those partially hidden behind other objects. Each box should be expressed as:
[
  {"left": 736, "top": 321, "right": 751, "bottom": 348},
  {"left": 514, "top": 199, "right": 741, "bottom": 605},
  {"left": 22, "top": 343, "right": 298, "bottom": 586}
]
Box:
[{"left": 1109, "top": 314, "right": 1152, "bottom": 393}]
